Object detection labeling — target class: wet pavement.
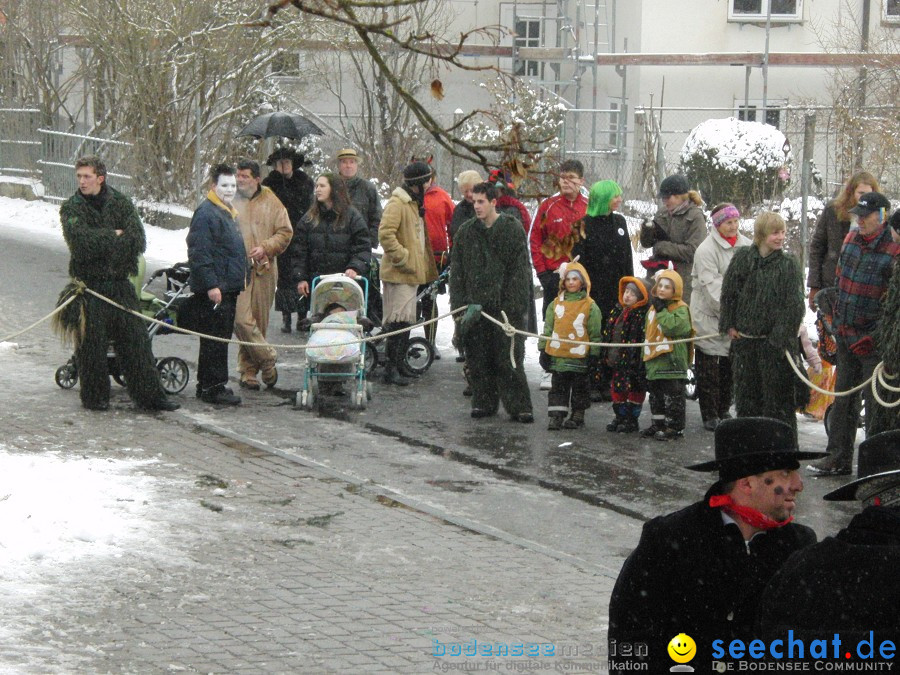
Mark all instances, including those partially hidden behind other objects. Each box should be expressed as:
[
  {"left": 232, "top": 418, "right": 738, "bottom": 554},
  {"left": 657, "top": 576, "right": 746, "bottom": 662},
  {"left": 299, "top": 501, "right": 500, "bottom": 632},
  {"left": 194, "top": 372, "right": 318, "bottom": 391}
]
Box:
[{"left": 0, "top": 229, "right": 864, "bottom": 672}]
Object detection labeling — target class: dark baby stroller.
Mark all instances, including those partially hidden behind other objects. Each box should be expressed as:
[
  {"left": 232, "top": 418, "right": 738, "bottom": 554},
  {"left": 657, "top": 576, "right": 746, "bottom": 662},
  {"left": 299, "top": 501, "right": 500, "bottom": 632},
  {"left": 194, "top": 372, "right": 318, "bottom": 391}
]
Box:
[{"left": 54, "top": 259, "right": 192, "bottom": 395}]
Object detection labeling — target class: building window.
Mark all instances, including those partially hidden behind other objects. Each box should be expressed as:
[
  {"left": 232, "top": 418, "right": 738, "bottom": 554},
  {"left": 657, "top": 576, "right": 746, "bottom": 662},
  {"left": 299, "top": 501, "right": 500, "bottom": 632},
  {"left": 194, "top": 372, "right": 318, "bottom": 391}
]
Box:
[
  {"left": 608, "top": 102, "right": 620, "bottom": 147},
  {"left": 883, "top": 0, "right": 900, "bottom": 23},
  {"left": 514, "top": 18, "right": 542, "bottom": 77},
  {"left": 737, "top": 102, "right": 784, "bottom": 129},
  {"left": 728, "top": 0, "right": 802, "bottom": 22}
]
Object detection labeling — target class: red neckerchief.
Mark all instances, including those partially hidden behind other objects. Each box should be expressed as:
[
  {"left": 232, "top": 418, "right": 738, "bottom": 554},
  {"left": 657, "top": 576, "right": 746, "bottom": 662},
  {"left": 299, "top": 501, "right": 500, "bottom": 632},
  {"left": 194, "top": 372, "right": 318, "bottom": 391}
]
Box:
[
  {"left": 723, "top": 235, "right": 738, "bottom": 247},
  {"left": 709, "top": 494, "right": 793, "bottom": 530}
]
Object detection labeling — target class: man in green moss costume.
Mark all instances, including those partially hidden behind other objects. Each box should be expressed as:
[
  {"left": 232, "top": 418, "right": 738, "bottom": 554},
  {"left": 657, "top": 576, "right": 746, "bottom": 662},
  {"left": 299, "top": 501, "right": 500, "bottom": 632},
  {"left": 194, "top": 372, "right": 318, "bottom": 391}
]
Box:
[
  {"left": 59, "top": 156, "right": 178, "bottom": 412},
  {"left": 450, "top": 181, "right": 534, "bottom": 422}
]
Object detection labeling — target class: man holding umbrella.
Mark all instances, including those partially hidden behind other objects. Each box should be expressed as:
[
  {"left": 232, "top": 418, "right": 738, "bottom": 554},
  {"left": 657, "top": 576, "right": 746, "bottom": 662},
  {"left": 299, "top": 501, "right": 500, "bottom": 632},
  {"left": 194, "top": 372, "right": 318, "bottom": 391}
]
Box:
[{"left": 262, "top": 147, "right": 315, "bottom": 333}]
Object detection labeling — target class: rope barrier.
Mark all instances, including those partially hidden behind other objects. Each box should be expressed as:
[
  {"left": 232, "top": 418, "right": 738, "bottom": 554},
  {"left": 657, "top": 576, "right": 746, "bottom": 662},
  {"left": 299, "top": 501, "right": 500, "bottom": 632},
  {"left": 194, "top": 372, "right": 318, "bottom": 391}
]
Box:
[
  {"left": 6, "top": 283, "right": 896, "bottom": 408},
  {"left": 0, "top": 293, "right": 77, "bottom": 343}
]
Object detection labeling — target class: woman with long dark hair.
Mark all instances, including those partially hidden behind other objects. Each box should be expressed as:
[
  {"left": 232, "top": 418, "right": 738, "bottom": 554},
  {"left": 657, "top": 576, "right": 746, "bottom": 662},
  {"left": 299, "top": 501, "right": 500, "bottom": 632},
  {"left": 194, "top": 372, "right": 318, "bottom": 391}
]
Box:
[{"left": 288, "top": 173, "right": 371, "bottom": 299}]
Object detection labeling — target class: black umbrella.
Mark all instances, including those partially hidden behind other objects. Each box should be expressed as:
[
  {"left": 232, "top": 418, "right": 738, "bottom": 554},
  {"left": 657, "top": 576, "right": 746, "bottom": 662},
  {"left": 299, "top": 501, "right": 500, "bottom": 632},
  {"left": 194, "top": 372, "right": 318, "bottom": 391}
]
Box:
[{"left": 238, "top": 112, "right": 324, "bottom": 140}]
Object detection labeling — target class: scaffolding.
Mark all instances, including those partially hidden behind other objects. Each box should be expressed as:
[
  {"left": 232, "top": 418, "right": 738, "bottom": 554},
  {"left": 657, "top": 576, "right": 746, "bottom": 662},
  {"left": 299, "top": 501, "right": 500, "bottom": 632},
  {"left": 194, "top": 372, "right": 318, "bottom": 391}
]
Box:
[{"left": 510, "top": 0, "right": 628, "bottom": 179}]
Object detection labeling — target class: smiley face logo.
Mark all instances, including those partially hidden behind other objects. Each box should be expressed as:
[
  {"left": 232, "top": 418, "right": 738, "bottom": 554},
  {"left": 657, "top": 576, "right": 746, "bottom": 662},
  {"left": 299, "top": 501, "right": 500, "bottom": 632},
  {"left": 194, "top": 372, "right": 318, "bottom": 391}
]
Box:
[{"left": 667, "top": 633, "right": 696, "bottom": 664}]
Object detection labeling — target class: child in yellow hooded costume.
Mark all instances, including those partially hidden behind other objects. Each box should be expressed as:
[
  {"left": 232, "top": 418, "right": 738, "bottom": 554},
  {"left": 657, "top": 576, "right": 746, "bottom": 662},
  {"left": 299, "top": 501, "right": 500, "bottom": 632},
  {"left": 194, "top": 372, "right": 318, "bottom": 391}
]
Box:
[
  {"left": 642, "top": 269, "right": 694, "bottom": 441},
  {"left": 539, "top": 261, "right": 604, "bottom": 430}
]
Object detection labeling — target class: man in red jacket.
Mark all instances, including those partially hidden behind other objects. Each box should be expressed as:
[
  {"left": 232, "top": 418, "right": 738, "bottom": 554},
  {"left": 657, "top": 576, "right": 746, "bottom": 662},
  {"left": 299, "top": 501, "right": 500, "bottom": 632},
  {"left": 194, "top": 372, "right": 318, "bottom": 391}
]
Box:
[
  {"left": 422, "top": 166, "right": 455, "bottom": 353},
  {"left": 530, "top": 160, "right": 587, "bottom": 388}
]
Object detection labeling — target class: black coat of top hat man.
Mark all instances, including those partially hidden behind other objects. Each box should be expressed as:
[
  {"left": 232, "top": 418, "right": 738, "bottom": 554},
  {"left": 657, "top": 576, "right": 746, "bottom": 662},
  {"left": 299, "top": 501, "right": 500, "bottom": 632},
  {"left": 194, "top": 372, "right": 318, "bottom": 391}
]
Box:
[
  {"left": 757, "top": 429, "right": 900, "bottom": 645},
  {"left": 608, "top": 417, "right": 825, "bottom": 675}
]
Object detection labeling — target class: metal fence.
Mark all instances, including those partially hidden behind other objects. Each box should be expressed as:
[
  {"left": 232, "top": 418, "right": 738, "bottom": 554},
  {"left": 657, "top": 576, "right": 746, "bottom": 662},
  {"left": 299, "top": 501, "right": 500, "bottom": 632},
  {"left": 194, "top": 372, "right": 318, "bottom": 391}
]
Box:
[
  {"left": 561, "top": 104, "right": 900, "bottom": 203},
  {"left": 39, "top": 129, "right": 134, "bottom": 203},
  {"left": 0, "top": 108, "right": 41, "bottom": 176}
]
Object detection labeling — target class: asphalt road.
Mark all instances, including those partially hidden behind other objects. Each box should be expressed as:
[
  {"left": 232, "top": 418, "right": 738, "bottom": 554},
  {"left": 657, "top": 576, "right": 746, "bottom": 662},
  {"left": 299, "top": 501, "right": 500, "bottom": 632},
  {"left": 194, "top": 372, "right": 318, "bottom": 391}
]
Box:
[{"left": 0, "top": 228, "right": 859, "bottom": 563}]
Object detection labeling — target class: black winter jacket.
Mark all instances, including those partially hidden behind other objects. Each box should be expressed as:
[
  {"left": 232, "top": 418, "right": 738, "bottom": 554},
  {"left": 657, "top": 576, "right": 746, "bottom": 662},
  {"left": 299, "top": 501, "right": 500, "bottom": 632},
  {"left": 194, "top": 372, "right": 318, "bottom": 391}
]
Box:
[
  {"left": 262, "top": 169, "right": 314, "bottom": 227},
  {"left": 807, "top": 201, "right": 851, "bottom": 290},
  {"left": 757, "top": 506, "right": 900, "bottom": 646},
  {"left": 186, "top": 199, "right": 249, "bottom": 294},
  {"left": 449, "top": 200, "right": 475, "bottom": 240},
  {"left": 289, "top": 206, "right": 371, "bottom": 284},
  {"left": 608, "top": 494, "right": 816, "bottom": 673},
  {"left": 572, "top": 212, "right": 633, "bottom": 315},
  {"left": 343, "top": 176, "right": 383, "bottom": 245}
]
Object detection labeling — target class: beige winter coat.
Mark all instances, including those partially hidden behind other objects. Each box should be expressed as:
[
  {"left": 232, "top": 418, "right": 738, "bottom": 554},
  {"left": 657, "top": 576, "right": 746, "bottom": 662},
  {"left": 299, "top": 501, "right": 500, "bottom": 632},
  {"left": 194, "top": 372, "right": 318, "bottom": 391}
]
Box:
[
  {"left": 690, "top": 227, "right": 751, "bottom": 356},
  {"left": 378, "top": 187, "right": 438, "bottom": 285},
  {"left": 234, "top": 186, "right": 293, "bottom": 279}
]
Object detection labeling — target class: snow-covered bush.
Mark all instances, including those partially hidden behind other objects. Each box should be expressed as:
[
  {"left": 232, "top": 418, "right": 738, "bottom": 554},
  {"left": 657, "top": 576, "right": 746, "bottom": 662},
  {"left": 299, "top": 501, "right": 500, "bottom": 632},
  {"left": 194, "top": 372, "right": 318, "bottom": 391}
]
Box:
[{"left": 680, "top": 118, "right": 792, "bottom": 211}]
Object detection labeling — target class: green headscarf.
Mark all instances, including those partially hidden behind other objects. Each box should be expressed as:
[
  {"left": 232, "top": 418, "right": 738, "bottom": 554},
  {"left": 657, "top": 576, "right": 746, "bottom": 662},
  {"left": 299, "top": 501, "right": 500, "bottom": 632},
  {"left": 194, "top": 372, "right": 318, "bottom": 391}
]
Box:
[{"left": 586, "top": 180, "right": 622, "bottom": 217}]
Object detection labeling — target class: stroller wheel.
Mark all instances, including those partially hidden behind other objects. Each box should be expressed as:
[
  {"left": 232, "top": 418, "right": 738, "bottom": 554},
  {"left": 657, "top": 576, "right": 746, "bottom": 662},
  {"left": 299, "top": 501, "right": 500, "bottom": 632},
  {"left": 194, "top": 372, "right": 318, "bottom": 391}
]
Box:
[
  {"left": 364, "top": 344, "right": 378, "bottom": 375},
  {"left": 55, "top": 364, "right": 78, "bottom": 389},
  {"left": 404, "top": 337, "right": 435, "bottom": 375},
  {"left": 157, "top": 356, "right": 190, "bottom": 394},
  {"left": 356, "top": 387, "right": 368, "bottom": 410}
]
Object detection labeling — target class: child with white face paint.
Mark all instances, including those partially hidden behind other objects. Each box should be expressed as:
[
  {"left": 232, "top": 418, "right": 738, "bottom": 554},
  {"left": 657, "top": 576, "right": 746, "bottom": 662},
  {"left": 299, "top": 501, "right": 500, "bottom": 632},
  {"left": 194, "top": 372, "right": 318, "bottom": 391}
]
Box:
[{"left": 538, "top": 260, "right": 604, "bottom": 430}]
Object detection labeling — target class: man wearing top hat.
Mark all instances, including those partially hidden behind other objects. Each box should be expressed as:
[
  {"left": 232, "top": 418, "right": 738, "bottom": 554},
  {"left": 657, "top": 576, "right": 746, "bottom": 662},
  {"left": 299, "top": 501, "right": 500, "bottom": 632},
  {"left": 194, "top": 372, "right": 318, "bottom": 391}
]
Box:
[
  {"left": 808, "top": 191, "right": 900, "bottom": 476},
  {"left": 608, "top": 417, "right": 825, "bottom": 673},
  {"left": 758, "top": 429, "right": 900, "bottom": 644},
  {"left": 262, "top": 147, "right": 315, "bottom": 333}
]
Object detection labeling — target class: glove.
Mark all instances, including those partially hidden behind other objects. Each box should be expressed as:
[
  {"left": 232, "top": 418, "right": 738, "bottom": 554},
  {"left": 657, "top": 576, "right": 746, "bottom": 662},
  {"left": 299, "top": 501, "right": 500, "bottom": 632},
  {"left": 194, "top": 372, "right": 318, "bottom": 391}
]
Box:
[
  {"left": 849, "top": 336, "right": 875, "bottom": 357},
  {"left": 651, "top": 297, "right": 668, "bottom": 313},
  {"left": 653, "top": 222, "right": 670, "bottom": 242},
  {"left": 459, "top": 304, "right": 482, "bottom": 337},
  {"left": 539, "top": 350, "right": 551, "bottom": 372}
]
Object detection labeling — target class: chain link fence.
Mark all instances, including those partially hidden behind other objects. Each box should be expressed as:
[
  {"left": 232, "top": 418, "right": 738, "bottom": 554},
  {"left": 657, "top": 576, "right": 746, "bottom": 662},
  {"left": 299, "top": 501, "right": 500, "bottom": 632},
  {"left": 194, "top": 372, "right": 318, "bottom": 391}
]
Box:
[{"left": 39, "top": 129, "right": 135, "bottom": 203}]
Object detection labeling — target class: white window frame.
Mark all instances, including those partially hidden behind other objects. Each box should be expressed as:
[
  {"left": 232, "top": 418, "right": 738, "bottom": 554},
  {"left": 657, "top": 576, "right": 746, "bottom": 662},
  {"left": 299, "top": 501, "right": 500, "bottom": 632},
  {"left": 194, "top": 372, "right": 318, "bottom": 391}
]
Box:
[
  {"left": 883, "top": 0, "right": 900, "bottom": 24},
  {"left": 514, "top": 17, "right": 543, "bottom": 77},
  {"left": 727, "top": 0, "right": 803, "bottom": 23}
]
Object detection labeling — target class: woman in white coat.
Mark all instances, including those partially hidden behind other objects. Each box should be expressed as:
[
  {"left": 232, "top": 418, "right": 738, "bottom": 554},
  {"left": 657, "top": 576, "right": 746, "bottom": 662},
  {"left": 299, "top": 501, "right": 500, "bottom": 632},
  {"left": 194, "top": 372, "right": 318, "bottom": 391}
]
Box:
[{"left": 690, "top": 203, "right": 751, "bottom": 430}]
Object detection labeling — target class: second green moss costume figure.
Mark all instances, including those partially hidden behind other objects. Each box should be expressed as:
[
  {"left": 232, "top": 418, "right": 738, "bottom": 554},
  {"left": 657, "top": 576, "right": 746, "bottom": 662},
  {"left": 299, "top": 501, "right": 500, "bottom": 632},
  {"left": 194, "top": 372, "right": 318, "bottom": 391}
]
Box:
[{"left": 450, "top": 182, "right": 534, "bottom": 422}]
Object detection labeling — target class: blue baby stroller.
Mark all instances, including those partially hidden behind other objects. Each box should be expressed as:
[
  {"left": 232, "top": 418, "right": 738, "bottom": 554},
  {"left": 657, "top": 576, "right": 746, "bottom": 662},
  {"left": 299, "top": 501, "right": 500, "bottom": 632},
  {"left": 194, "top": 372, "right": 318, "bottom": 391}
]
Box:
[{"left": 296, "top": 274, "right": 371, "bottom": 411}]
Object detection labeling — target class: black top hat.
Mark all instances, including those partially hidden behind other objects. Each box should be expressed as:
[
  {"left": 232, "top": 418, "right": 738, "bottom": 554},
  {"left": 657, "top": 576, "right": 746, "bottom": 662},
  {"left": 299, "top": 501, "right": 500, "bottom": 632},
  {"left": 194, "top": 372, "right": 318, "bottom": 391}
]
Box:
[
  {"left": 686, "top": 417, "right": 828, "bottom": 483},
  {"left": 824, "top": 430, "right": 900, "bottom": 501},
  {"left": 848, "top": 191, "right": 891, "bottom": 216},
  {"left": 265, "top": 147, "right": 310, "bottom": 167}
]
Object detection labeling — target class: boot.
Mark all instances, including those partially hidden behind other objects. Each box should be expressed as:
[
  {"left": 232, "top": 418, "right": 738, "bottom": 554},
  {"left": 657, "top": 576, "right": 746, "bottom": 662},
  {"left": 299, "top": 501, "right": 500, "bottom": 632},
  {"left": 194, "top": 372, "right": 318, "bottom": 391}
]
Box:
[
  {"left": 563, "top": 409, "right": 585, "bottom": 429},
  {"left": 281, "top": 312, "right": 292, "bottom": 333},
  {"left": 606, "top": 403, "right": 627, "bottom": 432},
  {"left": 807, "top": 450, "right": 853, "bottom": 477},
  {"left": 641, "top": 419, "right": 666, "bottom": 437},
  {"left": 618, "top": 402, "right": 641, "bottom": 433},
  {"left": 381, "top": 335, "right": 410, "bottom": 387},
  {"left": 548, "top": 412, "right": 565, "bottom": 431}
]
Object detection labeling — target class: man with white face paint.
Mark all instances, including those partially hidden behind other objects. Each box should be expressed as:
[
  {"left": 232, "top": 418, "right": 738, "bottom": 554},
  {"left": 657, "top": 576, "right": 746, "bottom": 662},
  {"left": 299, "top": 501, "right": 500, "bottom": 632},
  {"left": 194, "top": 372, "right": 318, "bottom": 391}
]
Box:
[{"left": 186, "top": 164, "right": 249, "bottom": 405}]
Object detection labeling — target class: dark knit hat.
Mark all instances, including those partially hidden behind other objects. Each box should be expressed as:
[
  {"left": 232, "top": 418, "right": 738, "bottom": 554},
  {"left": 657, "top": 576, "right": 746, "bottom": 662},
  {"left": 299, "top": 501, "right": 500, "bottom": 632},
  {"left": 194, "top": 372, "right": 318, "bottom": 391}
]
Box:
[
  {"left": 403, "top": 161, "right": 433, "bottom": 187},
  {"left": 824, "top": 431, "right": 900, "bottom": 502},
  {"left": 686, "top": 417, "right": 827, "bottom": 483},
  {"left": 658, "top": 174, "right": 690, "bottom": 198},
  {"left": 849, "top": 191, "right": 890, "bottom": 216}
]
